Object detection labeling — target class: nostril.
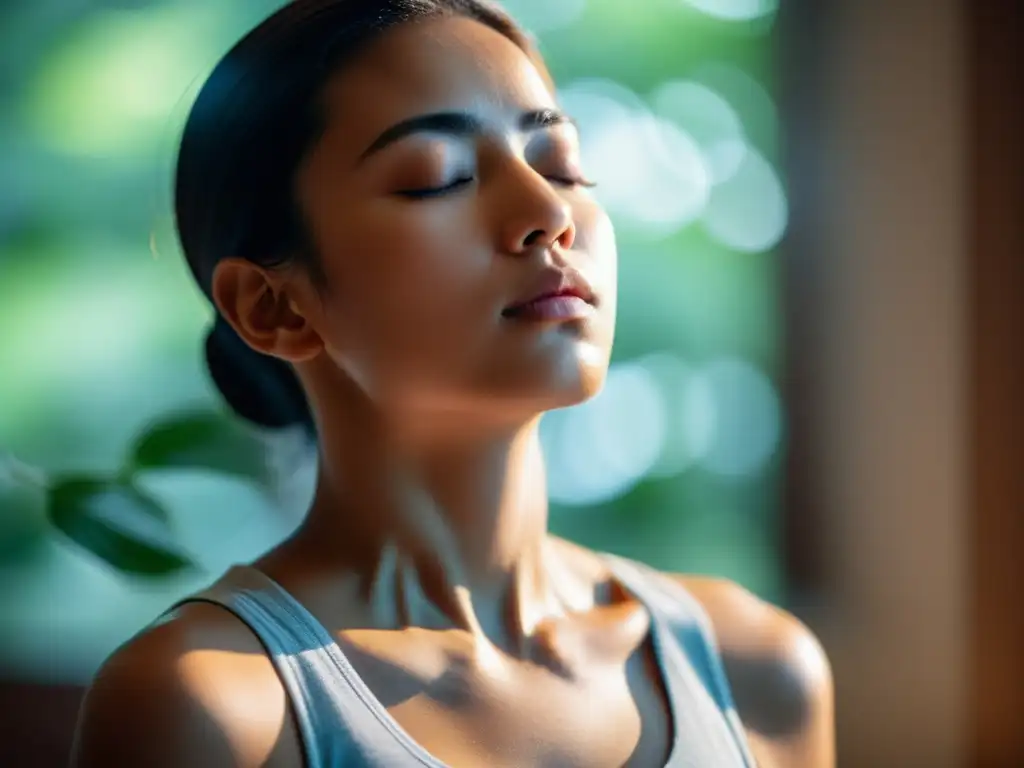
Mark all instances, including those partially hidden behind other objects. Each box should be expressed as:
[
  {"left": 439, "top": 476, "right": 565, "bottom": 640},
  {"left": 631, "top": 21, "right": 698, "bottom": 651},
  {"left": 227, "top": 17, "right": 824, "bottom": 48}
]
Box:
[
  {"left": 523, "top": 229, "right": 545, "bottom": 247},
  {"left": 559, "top": 221, "right": 576, "bottom": 250}
]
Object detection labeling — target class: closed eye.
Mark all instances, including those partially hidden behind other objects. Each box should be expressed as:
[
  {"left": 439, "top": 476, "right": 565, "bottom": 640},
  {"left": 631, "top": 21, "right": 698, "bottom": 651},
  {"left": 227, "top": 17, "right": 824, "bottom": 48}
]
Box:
[
  {"left": 394, "top": 177, "right": 474, "bottom": 199},
  {"left": 548, "top": 175, "right": 597, "bottom": 189},
  {"left": 394, "top": 174, "right": 597, "bottom": 200}
]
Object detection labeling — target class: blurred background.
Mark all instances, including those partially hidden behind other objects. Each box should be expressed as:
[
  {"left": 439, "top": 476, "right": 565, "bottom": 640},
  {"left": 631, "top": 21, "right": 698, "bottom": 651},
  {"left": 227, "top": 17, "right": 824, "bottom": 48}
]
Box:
[{"left": 0, "top": 0, "right": 1021, "bottom": 766}]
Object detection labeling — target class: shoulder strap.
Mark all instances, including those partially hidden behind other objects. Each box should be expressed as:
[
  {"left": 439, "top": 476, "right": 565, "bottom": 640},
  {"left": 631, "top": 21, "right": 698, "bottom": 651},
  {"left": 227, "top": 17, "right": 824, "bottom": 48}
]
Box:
[
  {"left": 603, "top": 554, "right": 758, "bottom": 767},
  {"left": 167, "top": 566, "right": 436, "bottom": 768}
]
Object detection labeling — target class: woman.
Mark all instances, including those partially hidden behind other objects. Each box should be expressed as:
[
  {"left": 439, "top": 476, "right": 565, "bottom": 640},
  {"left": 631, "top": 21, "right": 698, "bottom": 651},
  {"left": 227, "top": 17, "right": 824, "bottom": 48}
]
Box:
[{"left": 71, "top": 1, "right": 833, "bottom": 766}]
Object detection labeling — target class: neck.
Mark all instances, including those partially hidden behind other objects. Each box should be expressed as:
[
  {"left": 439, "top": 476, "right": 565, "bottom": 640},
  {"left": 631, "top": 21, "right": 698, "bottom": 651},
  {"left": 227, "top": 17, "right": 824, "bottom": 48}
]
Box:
[{"left": 293, "top": 394, "right": 575, "bottom": 650}]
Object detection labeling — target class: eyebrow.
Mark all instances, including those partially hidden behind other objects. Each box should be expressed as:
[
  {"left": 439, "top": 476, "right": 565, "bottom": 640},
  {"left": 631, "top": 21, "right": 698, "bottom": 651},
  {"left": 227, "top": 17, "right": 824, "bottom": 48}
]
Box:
[{"left": 358, "top": 108, "right": 576, "bottom": 162}]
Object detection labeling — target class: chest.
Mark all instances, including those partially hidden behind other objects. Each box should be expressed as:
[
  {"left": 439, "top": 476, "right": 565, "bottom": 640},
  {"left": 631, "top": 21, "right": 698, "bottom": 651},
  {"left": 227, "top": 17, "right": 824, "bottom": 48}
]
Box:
[{"left": 335, "top": 628, "right": 675, "bottom": 768}]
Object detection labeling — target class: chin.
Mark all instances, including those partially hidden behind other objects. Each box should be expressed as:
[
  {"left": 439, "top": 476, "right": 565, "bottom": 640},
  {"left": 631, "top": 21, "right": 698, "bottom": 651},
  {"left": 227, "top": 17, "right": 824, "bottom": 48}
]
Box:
[
  {"left": 520, "top": 344, "right": 611, "bottom": 414},
  {"left": 459, "top": 322, "right": 614, "bottom": 418},
  {"left": 562, "top": 355, "right": 610, "bottom": 404}
]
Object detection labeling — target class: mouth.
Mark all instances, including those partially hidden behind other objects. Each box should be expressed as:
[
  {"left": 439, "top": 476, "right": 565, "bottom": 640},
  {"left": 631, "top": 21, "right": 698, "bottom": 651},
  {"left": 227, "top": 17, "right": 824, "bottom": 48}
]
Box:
[{"left": 502, "top": 275, "right": 597, "bottom": 323}]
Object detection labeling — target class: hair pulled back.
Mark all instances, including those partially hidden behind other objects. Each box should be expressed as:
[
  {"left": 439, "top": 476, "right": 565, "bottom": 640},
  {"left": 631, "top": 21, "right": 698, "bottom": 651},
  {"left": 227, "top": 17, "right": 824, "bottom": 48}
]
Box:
[{"left": 175, "top": 0, "right": 544, "bottom": 435}]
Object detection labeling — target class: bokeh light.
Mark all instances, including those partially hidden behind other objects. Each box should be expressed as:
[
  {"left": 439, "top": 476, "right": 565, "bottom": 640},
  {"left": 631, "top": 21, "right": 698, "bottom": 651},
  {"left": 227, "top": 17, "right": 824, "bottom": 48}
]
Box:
[
  {"left": 680, "top": 0, "right": 778, "bottom": 23},
  {"left": 651, "top": 79, "right": 747, "bottom": 184},
  {"left": 702, "top": 144, "right": 788, "bottom": 252},
  {"left": 502, "top": 0, "right": 589, "bottom": 32},
  {"left": 561, "top": 79, "right": 711, "bottom": 238},
  {"left": 541, "top": 352, "right": 782, "bottom": 504},
  {"left": 692, "top": 62, "right": 779, "bottom": 158},
  {"left": 543, "top": 360, "right": 668, "bottom": 506},
  {"left": 691, "top": 356, "right": 782, "bottom": 477}
]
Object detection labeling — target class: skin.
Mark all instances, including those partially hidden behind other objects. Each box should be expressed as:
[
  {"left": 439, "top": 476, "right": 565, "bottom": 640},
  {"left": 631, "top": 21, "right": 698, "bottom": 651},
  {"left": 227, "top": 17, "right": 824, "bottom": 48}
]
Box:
[{"left": 71, "top": 15, "right": 834, "bottom": 768}]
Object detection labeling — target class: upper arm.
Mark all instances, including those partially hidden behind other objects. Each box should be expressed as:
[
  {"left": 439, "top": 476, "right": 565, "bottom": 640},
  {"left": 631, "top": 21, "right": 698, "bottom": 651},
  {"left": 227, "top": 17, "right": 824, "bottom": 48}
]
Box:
[
  {"left": 71, "top": 607, "right": 297, "bottom": 768},
  {"left": 677, "top": 576, "right": 835, "bottom": 768},
  {"left": 72, "top": 642, "right": 237, "bottom": 768}
]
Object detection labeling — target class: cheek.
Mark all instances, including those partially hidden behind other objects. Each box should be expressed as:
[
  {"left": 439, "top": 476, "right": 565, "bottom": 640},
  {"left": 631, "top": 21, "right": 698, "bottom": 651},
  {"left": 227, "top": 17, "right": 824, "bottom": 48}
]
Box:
[
  {"left": 576, "top": 202, "right": 618, "bottom": 308},
  {"left": 312, "top": 204, "right": 500, "bottom": 377},
  {"left": 340, "top": 203, "right": 493, "bottom": 310}
]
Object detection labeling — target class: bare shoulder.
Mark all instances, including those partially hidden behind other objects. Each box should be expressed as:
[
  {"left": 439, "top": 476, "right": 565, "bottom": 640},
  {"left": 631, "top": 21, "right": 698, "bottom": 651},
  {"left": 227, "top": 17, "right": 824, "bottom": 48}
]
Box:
[
  {"left": 674, "top": 575, "right": 835, "bottom": 768},
  {"left": 71, "top": 601, "right": 300, "bottom": 768},
  {"left": 543, "top": 539, "right": 834, "bottom": 765}
]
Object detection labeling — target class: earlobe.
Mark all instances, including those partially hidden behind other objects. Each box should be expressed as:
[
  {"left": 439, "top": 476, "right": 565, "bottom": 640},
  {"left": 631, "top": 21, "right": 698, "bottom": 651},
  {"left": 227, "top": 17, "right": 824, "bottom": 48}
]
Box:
[{"left": 210, "top": 258, "right": 324, "bottom": 365}]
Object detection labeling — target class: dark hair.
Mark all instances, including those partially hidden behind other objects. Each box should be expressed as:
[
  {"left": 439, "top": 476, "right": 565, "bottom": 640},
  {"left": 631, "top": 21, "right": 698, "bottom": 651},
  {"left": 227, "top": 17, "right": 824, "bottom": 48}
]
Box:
[{"left": 175, "top": 0, "right": 546, "bottom": 436}]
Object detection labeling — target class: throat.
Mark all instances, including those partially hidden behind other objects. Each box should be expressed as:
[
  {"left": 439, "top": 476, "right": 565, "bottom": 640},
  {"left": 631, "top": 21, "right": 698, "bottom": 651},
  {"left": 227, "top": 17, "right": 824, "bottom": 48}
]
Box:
[
  {"left": 363, "top": 537, "right": 592, "bottom": 657},
  {"left": 294, "top": 419, "right": 597, "bottom": 653}
]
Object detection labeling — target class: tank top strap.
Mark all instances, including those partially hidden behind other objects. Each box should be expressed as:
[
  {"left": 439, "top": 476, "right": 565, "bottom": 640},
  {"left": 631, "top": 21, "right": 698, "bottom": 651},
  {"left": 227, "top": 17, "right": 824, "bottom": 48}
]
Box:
[
  {"left": 602, "top": 553, "right": 758, "bottom": 768},
  {"left": 166, "top": 566, "right": 440, "bottom": 768}
]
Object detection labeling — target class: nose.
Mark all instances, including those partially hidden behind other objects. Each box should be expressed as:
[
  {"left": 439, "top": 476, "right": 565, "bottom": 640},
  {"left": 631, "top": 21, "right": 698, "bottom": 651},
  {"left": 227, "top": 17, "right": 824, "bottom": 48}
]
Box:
[{"left": 499, "top": 164, "right": 577, "bottom": 255}]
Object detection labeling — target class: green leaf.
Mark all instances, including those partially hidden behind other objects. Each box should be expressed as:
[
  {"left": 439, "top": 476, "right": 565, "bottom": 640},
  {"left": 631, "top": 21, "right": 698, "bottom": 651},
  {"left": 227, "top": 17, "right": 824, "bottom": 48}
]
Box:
[
  {"left": 0, "top": 453, "right": 49, "bottom": 563},
  {"left": 128, "top": 411, "right": 269, "bottom": 486},
  {"left": 47, "top": 477, "right": 193, "bottom": 576}
]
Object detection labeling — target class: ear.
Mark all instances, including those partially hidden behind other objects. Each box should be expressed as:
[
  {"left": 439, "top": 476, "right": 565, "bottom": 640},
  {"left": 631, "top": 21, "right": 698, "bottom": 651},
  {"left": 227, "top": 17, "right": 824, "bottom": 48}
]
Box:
[{"left": 210, "top": 257, "right": 323, "bottom": 364}]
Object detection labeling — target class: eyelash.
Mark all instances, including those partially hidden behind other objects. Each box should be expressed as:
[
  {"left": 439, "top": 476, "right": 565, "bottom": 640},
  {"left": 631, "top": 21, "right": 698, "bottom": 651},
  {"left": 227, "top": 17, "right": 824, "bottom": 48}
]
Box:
[{"left": 395, "top": 175, "right": 597, "bottom": 200}]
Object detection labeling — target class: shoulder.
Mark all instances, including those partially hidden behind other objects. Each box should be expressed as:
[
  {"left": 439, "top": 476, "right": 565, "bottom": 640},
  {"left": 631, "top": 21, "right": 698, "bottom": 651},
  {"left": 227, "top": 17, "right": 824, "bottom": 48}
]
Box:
[
  {"left": 71, "top": 601, "right": 300, "bottom": 768},
  {"left": 673, "top": 575, "right": 835, "bottom": 768}
]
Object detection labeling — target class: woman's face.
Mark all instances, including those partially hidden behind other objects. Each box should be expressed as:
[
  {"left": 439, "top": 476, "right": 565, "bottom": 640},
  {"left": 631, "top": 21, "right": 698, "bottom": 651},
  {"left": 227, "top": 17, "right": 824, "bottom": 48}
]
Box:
[{"left": 294, "top": 15, "right": 617, "bottom": 423}]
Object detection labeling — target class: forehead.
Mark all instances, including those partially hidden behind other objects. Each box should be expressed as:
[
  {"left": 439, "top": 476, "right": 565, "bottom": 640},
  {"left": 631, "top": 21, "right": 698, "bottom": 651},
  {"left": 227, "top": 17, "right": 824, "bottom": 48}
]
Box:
[{"left": 318, "top": 15, "right": 556, "bottom": 151}]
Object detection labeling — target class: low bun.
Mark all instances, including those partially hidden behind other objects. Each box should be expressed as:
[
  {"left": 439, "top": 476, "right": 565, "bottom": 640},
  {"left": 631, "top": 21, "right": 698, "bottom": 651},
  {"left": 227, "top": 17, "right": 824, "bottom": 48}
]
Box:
[{"left": 204, "top": 315, "right": 314, "bottom": 435}]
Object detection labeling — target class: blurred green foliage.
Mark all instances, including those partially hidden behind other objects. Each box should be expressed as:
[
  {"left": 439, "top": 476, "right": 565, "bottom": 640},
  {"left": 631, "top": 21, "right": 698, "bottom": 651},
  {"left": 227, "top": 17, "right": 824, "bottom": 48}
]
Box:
[{"left": 2, "top": 411, "right": 272, "bottom": 575}]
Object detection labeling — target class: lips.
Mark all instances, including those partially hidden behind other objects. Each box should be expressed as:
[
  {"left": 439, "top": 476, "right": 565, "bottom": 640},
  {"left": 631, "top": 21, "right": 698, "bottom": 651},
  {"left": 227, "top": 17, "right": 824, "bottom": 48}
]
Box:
[
  {"left": 502, "top": 271, "right": 597, "bottom": 321},
  {"left": 503, "top": 293, "right": 594, "bottom": 322}
]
